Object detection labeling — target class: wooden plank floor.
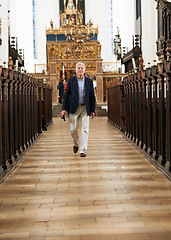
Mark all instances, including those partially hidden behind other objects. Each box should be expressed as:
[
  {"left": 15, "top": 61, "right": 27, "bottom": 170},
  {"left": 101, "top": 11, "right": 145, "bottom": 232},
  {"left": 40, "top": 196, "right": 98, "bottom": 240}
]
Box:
[{"left": 0, "top": 117, "right": 171, "bottom": 240}]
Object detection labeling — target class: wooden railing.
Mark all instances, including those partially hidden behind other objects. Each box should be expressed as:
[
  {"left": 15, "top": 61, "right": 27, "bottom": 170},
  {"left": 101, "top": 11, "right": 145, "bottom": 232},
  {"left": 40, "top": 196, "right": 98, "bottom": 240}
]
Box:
[
  {"left": 107, "top": 78, "right": 125, "bottom": 131},
  {"left": 0, "top": 67, "right": 52, "bottom": 180},
  {"left": 108, "top": 60, "right": 171, "bottom": 173}
]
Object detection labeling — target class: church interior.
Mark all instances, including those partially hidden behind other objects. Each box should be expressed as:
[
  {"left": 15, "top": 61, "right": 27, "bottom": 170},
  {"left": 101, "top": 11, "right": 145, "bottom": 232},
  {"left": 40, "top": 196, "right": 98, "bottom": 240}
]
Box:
[{"left": 0, "top": 0, "right": 171, "bottom": 239}]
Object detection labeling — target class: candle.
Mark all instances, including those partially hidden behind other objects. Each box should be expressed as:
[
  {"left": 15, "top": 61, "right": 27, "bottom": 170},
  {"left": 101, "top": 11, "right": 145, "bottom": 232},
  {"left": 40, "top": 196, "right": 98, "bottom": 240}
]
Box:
[{"left": 63, "top": 66, "right": 64, "bottom": 73}]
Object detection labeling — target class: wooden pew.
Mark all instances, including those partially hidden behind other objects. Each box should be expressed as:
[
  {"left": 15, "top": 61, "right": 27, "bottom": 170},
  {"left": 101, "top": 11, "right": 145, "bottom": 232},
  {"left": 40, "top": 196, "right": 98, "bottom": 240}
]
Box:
[{"left": 1, "top": 68, "right": 10, "bottom": 169}]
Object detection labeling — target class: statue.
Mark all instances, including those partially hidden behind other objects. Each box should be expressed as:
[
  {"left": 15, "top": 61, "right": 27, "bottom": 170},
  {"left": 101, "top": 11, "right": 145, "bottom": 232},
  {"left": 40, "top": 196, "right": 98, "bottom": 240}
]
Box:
[
  {"left": 76, "top": 0, "right": 78, "bottom": 10},
  {"left": 50, "top": 19, "right": 53, "bottom": 29},
  {"left": 97, "top": 42, "right": 101, "bottom": 58},
  {"left": 78, "top": 10, "right": 83, "bottom": 24},
  {"left": 139, "top": 54, "right": 144, "bottom": 71},
  {"left": 60, "top": 12, "right": 67, "bottom": 26},
  {"left": 50, "top": 45, "right": 55, "bottom": 58},
  {"left": 8, "top": 56, "right": 13, "bottom": 70}
]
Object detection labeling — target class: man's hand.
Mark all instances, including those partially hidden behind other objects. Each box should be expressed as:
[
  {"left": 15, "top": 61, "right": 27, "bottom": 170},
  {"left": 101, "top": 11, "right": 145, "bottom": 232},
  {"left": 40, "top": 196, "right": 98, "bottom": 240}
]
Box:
[
  {"left": 90, "top": 112, "right": 95, "bottom": 119},
  {"left": 61, "top": 110, "right": 67, "bottom": 119}
]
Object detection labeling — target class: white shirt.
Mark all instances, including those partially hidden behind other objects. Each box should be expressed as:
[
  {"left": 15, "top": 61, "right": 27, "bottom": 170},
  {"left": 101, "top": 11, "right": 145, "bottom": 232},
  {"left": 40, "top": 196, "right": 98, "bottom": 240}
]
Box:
[{"left": 77, "top": 76, "right": 85, "bottom": 104}]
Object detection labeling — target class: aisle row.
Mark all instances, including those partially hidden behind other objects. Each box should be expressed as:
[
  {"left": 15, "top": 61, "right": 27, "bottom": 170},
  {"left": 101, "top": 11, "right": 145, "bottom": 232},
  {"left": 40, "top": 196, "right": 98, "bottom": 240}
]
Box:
[{"left": 0, "top": 117, "right": 171, "bottom": 240}]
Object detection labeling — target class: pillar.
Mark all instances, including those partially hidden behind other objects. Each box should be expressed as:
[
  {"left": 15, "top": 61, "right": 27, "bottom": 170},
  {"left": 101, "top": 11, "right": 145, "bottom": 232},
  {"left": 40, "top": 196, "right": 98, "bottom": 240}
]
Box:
[
  {"left": 49, "top": 59, "right": 58, "bottom": 106},
  {"left": 96, "top": 60, "right": 103, "bottom": 103}
]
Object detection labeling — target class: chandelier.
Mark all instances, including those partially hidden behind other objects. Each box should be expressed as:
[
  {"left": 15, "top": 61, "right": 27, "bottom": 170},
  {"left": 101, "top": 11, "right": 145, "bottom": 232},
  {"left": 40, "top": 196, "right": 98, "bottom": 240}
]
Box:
[
  {"left": 65, "top": 19, "right": 95, "bottom": 42},
  {"left": 64, "top": 19, "right": 96, "bottom": 57}
]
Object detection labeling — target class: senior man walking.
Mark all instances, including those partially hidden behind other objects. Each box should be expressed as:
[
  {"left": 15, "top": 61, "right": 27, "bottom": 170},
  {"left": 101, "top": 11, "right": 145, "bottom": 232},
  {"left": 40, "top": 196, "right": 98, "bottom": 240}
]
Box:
[{"left": 61, "top": 62, "right": 96, "bottom": 157}]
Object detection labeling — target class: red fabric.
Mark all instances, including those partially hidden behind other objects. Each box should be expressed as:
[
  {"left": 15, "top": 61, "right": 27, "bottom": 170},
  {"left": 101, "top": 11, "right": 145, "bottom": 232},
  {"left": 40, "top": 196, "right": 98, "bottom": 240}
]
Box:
[{"left": 64, "top": 83, "right": 67, "bottom": 93}]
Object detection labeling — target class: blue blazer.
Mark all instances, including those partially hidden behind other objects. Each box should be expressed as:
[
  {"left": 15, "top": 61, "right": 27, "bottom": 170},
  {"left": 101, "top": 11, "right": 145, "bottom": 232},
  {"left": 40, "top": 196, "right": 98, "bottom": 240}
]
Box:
[{"left": 62, "top": 76, "right": 96, "bottom": 116}]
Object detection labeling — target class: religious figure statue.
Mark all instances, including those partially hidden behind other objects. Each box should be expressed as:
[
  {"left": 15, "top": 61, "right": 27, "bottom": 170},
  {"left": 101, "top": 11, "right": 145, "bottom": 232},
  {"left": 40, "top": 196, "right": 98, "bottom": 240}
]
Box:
[
  {"left": 68, "top": 16, "right": 74, "bottom": 25},
  {"left": 139, "top": 54, "right": 144, "bottom": 71},
  {"left": 66, "top": 0, "right": 76, "bottom": 15},
  {"left": 78, "top": 10, "right": 83, "bottom": 24},
  {"left": 50, "top": 19, "right": 53, "bottom": 29},
  {"left": 60, "top": 12, "right": 67, "bottom": 26},
  {"left": 76, "top": 0, "right": 78, "bottom": 10},
  {"left": 8, "top": 56, "right": 13, "bottom": 70},
  {"left": 64, "top": 0, "right": 66, "bottom": 11},
  {"left": 97, "top": 42, "right": 101, "bottom": 58},
  {"left": 88, "top": 19, "right": 93, "bottom": 27},
  {"left": 50, "top": 45, "right": 55, "bottom": 58}
]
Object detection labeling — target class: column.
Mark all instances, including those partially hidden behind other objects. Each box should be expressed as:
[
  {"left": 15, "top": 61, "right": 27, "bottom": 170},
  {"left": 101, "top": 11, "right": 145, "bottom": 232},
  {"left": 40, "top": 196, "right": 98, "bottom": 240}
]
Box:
[
  {"left": 137, "top": 71, "right": 143, "bottom": 149},
  {"left": 1, "top": 68, "right": 10, "bottom": 169},
  {"left": 96, "top": 60, "right": 103, "bottom": 103},
  {"left": 13, "top": 71, "right": 20, "bottom": 158},
  {"left": 37, "top": 79, "right": 43, "bottom": 134},
  {"left": 151, "top": 65, "right": 159, "bottom": 160},
  {"left": 27, "top": 76, "right": 32, "bottom": 146},
  {"left": 128, "top": 75, "right": 132, "bottom": 139},
  {"left": 33, "top": 78, "right": 38, "bottom": 140},
  {"left": 18, "top": 73, "right": 23, "bottom": 154},
  {"left": 49, "top": 59, "right": 58, "bottom": 106},
  {"left": 157, "top": 62, "right": 166, "bottom": 165},
  {"left": 8, "top": 70, "right": 15, "bottom": 163},
  {"left": 134, "top": 73, "right": 139, "bottom": 145},
  {"left": 127, "top": 77, "right": 132, "bottom": 139},
  {"left": 164, "top": 61, "right": 171, "bottom": 171},
  {"left": 30, "top": 76, "right": 34, "bottom": 143},
  {"left": 146, "top": 68, "right": 153, "bottom": 155},
  {"left": 0, "top": 67, "right": 2, "bottom": 175},
  {"left": 22, "top": 74, "right": 27, "bottom": 151},
  {"left": 25, "top": 75, "right": 30, "bottom": 148},
  {"left": 141, "top": 70, "right": 148, "bottom": 152},
  {"left": 130, "top": 74, "right": 136, "bottom": 142}
]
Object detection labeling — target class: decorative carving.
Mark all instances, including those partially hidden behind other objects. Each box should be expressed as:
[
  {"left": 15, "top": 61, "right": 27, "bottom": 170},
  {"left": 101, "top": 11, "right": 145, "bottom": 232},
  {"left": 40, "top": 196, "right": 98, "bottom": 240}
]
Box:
[
  {"left": 66, "top": 0, "right": 77, "bottom": 15},
  {"left": 46, "top": 0, "right": 103, "bottom": 105},
  {"left": 50, "top": 63, "right": 57, "bottom": 74},
  {"left": 8, "top": 56, "right": 13, "bottom": 70},
  {"left": 155, "top": 0, "right": 171, "bottom": 60},
  {"left": 47, "top": 42, "right": 98, "bottom": 62},
  {"left": 50, "top": 19, "right": 53, "bottom": 29},
  {"left": 138, "top": 54, "right": 144, "bottom": 71},
  {"left": 102, "top": 62, "right": 117, "bottom": 73},
  {"left": 46, "top": 0, "right": 100, "bottom": 66}
]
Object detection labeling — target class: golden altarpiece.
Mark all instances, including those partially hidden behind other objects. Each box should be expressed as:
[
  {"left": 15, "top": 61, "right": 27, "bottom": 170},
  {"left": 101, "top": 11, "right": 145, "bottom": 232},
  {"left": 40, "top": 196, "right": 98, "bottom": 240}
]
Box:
[{"left": 46, "top": 0, "right": 103, "bottom": 106}]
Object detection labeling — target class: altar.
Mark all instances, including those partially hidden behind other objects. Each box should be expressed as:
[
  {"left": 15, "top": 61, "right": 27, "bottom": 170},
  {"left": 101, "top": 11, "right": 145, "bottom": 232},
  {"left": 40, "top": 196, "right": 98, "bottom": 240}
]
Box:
[{"left": 46, "top": 0, "right": 103, "bottom": 106}]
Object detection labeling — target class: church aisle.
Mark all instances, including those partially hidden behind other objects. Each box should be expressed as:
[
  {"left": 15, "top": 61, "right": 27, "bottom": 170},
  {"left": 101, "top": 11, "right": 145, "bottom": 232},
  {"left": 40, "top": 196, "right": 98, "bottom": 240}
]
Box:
[{"left": 0, "top": 117, "right": 171, "bottom": 240}]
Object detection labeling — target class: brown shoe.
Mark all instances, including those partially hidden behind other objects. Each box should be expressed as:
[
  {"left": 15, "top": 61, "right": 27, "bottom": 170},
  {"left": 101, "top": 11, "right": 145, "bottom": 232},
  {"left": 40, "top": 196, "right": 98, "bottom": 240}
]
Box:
[
  {"left": 80, "top": 153, "right": 86, "bottom": 157},
  {"left": 73, "top": 146, "right": 78, "bottom": 153}
]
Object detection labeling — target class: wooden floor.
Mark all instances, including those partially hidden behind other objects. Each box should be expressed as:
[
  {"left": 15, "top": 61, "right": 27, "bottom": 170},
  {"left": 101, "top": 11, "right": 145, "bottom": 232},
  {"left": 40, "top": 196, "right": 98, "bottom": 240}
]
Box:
[{"left": 0, "top": 117, "right": 171, "bottom": 240}]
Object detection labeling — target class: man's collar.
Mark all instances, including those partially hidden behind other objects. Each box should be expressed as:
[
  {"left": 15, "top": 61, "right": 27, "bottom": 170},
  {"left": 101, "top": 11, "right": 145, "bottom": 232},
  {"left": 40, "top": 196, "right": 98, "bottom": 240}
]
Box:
[{"left": 77, "top": 76, "right": 85, "bottom": 81}]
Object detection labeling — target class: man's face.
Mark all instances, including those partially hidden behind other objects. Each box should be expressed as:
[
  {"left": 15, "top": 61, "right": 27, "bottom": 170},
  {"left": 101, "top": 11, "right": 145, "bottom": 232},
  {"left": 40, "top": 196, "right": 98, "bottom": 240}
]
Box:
[{"left": 76, "top": 64, "right": 85, "bottom": 80}]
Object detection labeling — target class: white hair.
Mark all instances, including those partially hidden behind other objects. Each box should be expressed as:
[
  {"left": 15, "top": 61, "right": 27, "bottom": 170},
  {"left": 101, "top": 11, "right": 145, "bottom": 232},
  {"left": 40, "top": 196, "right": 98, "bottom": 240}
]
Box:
[{"left": 76, "top": 62, "right": 86, "bottom": 69}]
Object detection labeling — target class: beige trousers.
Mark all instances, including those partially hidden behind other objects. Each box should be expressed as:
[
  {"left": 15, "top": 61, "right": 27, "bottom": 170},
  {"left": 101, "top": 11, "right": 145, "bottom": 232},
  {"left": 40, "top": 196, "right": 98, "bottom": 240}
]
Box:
[{"left": 69, "top": 105, "right": 89, "bottom": 154}]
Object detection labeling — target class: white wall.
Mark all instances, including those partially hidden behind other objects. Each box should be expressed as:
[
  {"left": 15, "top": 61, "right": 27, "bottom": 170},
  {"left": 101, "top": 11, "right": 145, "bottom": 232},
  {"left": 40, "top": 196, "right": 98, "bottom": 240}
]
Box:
[
  {"left": 85, "top": 0, "right": 112, "bottom": 62},
  {"left": 0, "top": 0, "right": 8, "bottom": 66},
  {"left": 113, "top": 0, "right": 135, "bottom": 54},
  {"left": 112, "top": 0, "right": 158, "bottom": 68},
  {"left": 8, "top": 0, "right": 114, "bottom": 72},
  {"left": 141, "top": 0, "right": 157, "bottom": 67},
  {"left": 7, "top": 0, "right": 159, "bottom": 73},
  {"left": 9, "top": 0, "right": 34, "bottom": 71},
  {"left": 35, "top": 0, "right": 59, "bottom": 65},
  {"left": 8, "top": 0, "right": 59, "bottom": 73}
]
